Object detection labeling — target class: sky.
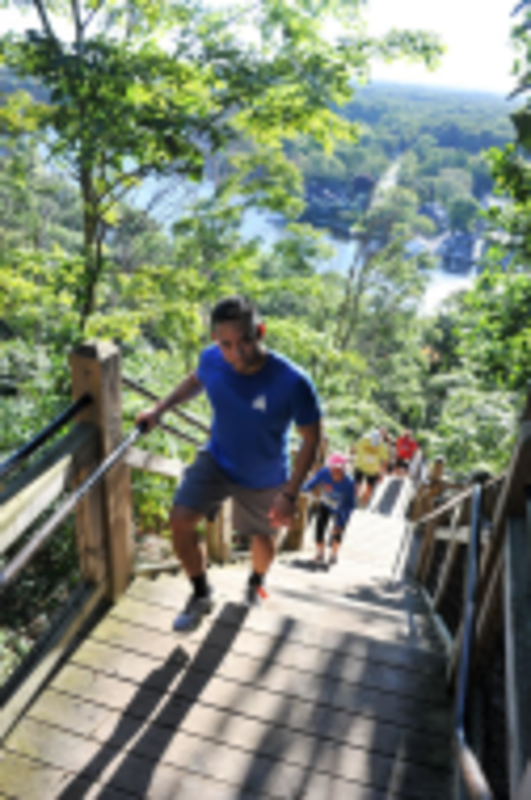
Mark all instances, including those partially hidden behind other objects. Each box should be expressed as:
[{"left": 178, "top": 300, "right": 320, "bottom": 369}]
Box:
[
  {"left": 365, "top": 0, "right": 516, "bottom": 94},
  {"left": 1, "top": 1, "right": 518, "bottom": 94}
]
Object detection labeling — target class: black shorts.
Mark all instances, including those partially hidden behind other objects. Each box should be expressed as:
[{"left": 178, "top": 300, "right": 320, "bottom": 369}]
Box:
[
  {"left": 313, "top": 503, "right": 345, "bottom": 544},
  {"left": 354, "top": 469, "right": 379, "bottom": 488}
]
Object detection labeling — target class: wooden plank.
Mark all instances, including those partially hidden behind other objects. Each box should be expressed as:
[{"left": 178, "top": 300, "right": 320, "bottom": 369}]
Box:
[
  {"left": 29, "top": 684, "right": 450, "bottom": 772},
  {"left": 49, "top": 645, "right": 450, "bottom": 739},
  {"left": 4, "top": 715, "right": 410, "bottom": 800},
  {"left": 71, "top": 341, "right": 133, "bottom": 601},
  {"left": 99, "top": 604, "right": 444, "bottom": 687},
  {"left": 74, "top": 628, "right": 449, "bottom": 708},
  {"left": 0, "top": 423, "right": 97, "bottom": 555},
  {"left": 433, "top": 526, "right": 480, "bottom": 544},
  {"left": 0, "top": 750, "right": 95, "bottom": 800},
  {"left": 17, "top": 695, "right": 453, "bottom": 799},
  {"left": 124, "top": 446, "right": 183, "bottom": 479},
  {"left": 505, "top": 516, "right": 531, "bottom": 796},
  {"left": 119, "top": 582, "right": 444, "bottom": 660},
  {"left": 0, "top": 742, "right": 263, "bottom": 800},
  {"left": 0, "top": 580, "right": 107, "bottom": 743}
]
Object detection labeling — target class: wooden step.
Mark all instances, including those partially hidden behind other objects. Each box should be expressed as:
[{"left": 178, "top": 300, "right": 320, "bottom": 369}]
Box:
[{"left": 147, "top": 571, "right": 444, "bottom": 657}]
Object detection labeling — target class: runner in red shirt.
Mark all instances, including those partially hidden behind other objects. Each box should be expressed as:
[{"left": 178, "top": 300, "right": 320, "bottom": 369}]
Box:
[{"left": 395, "top": 430, "right": 419, "bottom": 476}]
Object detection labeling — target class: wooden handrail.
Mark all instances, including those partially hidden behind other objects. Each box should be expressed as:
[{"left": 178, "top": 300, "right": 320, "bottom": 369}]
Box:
[
  {"left": 0, "top": 423, "right": 98, "bottom": 556},
  {"left": 415, "top": 474, "right": 505, "bottom": 529},
  {"left": 0, "top": 425, "right": 144, "bottom": 591},
  {"left": 122, "top": 375, "right": 210, "bottom": 435}
]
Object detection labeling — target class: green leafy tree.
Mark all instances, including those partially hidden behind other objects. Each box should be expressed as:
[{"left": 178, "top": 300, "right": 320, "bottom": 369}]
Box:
[
  {"left": 484, "top": 2, "right": 531, "bottom": 267},
  {"left": 458, "top": 268, "right": 531, "bottom": 392},
  {"left": 448, "top": 194, "right": 480, "bottom": 232},
  {"left": 334, "top": 186, "right": 433, "bottom": 351},
  {"left": 0, "top": 0, "right": 442, "bottom": 333}
]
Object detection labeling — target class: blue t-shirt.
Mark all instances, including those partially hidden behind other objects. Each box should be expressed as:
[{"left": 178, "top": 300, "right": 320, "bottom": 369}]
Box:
[
  {"left": 197, "top": 345, "right": 321, "bottom": 489},
  {"left": 303, "top": 467, "right": 355, "bottom": 527}
]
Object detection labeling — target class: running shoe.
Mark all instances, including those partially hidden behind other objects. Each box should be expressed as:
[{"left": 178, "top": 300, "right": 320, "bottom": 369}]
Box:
[
  {"left": 245, "top": 582, "right": 269, "bottom": 607},
  {"left": 329, "top": 553, "right": 338, "bottom": 566},
  {"left": 172, "top": 592, "right": 214, "bottom": 632}
]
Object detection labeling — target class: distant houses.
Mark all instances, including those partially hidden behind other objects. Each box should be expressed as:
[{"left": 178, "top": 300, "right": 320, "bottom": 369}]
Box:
[
  {"left": 437, "top": 232, "right": 480, "bottom": 273},
  {"left": 418, "top": 202, "right": 448, "bottom": 232},
  {"left": 299, "top": 173, "right": 376, "bottom": 236}
]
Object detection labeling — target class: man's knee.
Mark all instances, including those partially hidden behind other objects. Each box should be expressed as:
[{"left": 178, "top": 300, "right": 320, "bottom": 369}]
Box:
[{"left": 170, "top": 505, "right": 203, "bottom": 542}]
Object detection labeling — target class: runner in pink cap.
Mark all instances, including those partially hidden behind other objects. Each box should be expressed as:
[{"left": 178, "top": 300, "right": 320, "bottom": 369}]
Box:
[
  {"left": 302, "top": 452, "right": 355, "bottom": 566},
  {"left": 327, "top": 452, "right": 348, "bottom": 468}
]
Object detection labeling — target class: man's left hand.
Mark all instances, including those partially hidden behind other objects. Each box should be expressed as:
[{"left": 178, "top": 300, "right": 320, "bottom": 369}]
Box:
[{"left": 268, "top": 493, "right": 297, "bottom": 528}]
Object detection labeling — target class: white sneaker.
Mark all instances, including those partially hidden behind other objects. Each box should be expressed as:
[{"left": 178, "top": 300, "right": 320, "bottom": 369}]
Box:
[{"left": 172, "top": 592, "right": 214, "bottom": 632}]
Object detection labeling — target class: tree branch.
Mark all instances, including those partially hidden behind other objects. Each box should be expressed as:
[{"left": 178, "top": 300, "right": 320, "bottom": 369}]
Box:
[
  {"left": 81, "top": 0, "right": 106, "bottom": 34},
  {"left": 71, "top": 0, "right": 83, "bottom": 47},
  {"left": 31, "top": 0, "right": 58, "bottom": 41}
]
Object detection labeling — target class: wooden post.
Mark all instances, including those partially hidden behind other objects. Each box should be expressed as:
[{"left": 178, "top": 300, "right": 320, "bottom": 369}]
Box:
[
  {"left": 283, "top": 494, "right": 309, "bottom": 551},
  {"left": 70, "top": 341, "right": 133, "bottom": 601},
  {"left": 206, "top": 499, "right": 232, "bottom": 564},
  {"left": 505, "top": 517, "right": 531, "bottom": 797}
]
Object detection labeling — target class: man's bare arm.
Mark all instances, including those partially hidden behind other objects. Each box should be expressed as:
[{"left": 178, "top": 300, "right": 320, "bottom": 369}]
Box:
[
  {"left": 285, "top": 420, "right": 322, "bottom": 498},
  {"left": 268, "top": 420, "right": 322, "bottom": 528},
  {"left": 135, "top": 372, "right": 204, "bottom": 432}
]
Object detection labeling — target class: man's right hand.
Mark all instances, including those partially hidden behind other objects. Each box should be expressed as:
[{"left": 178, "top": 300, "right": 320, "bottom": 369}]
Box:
[{"left": 135, "top": 407, "right": 160, "bottom": 434}]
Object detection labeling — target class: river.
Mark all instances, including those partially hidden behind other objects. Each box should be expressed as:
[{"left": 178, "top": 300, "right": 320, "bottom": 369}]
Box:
[
  {"left": 239, "top": 205, "right": 475, "bottom": 314},
  {"left": 132, "top": 176, "right": 475, "bottom": 315}
]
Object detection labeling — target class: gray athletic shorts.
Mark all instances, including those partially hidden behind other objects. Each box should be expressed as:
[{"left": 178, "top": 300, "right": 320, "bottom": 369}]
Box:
[{"left": 173, "top": 450, "right": 283, "bottom": 538}]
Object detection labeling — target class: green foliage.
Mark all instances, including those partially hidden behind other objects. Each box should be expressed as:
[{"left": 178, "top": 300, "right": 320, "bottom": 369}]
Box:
[
  {"left": 483, "top": 4, "right": 531, "bottom": 268},
  {"left": 0, "top": 0, "right": 442, "bottom": 333},
  {"left": 458, "top": 268, "right": 531, "bottom": 392},
  {"left": 429, "top": 380, "right": 516, "bottom": 476},
  {"left": 448, "top": 194, "right": 481, "bottom": 232}
]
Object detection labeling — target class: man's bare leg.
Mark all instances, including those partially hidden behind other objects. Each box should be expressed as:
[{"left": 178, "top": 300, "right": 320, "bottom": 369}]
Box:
[
  {"left": 170, "top": 505, "right": 206, "bottom": 577},
  {"left": 170, "top": 505, "right": 214, "bottom": 631},
  {"left": 247, "top": 534, "right": 277, "bottom": 605},
  {"left": 252, "top": 533, "right": 276, "bottom": 575}
]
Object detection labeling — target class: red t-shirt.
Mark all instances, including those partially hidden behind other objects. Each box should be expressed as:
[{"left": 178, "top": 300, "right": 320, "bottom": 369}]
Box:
[{"left": 396, "top": 436, "right": 418, "bottom": 462}]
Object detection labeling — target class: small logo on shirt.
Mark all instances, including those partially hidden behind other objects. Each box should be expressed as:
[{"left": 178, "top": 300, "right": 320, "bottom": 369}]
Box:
[{"left": 252, "top": 394, "right": 267, "bottom": 412}]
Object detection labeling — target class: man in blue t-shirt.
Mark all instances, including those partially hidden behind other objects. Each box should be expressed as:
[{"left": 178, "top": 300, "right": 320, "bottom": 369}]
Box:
[{"left": 137, "top": 296, "right": 322, "bottom": 631}]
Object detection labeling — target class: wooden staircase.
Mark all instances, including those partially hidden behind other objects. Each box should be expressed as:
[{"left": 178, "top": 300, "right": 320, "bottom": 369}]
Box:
[{"left": 0, "top": 481, "right": 455, "bottom": 799}]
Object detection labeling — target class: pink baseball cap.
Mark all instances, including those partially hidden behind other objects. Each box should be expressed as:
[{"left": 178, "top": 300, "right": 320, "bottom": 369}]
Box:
[{"left": 327, "top": 452, "right": 347, "bottom": 468}]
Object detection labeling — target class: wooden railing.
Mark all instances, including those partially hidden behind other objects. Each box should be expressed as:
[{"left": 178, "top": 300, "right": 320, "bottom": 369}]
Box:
[
  {"left": 0, "top": 342, "right": 205, "bottom": 739},
  {"left": 408, "top": 388, "right": 531, "bottom": 799}
]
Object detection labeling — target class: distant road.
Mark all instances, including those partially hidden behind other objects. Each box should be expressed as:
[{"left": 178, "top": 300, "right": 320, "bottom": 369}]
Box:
[{"left": 371, "top": 157, "right": 401, "bottom": 206}]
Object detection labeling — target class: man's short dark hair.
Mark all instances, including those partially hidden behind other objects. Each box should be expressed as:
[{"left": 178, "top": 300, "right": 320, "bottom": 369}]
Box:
[{"left": 210, "top": 296, "right": 260, "bottom": 332}]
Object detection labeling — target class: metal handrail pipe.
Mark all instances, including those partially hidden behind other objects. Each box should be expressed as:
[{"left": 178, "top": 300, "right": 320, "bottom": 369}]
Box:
[
  {"left": 0, "top": 424, "right": 145, "bottom": 592},
  {"left": 454, "top": 482, "right": 494, "bottom": 800},
  {"left": 0, "top": 394, "right": 93, "bottom": 482},
  {"left": 122, "top": 375, "right": 210, "bottom": 435}
]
